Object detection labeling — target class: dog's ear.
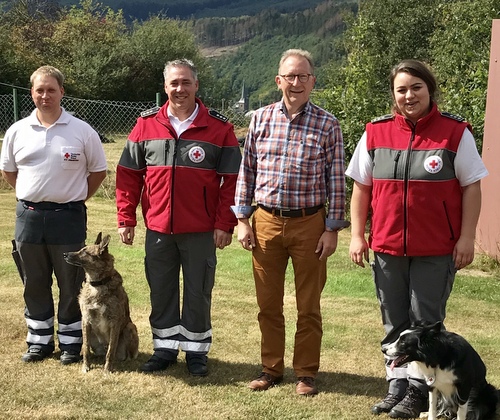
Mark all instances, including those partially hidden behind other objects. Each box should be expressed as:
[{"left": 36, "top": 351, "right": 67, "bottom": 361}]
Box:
[
  {"left": 95, "top": 232, "right": 103, "bottom": 245},
  {"left": 100, "top": 235, "right": 111, "bottom": 252},
  {"left": 428, "top": 321, "right": 443, "bottom": 333}
]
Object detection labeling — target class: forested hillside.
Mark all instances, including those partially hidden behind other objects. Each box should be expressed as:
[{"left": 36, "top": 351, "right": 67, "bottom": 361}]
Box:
[
  {"left": 189, "top": 2, "right": 352, "bottom": 47},
  {"left": 59, "top": 0, "right": 329, "bottom": 20},
  {"left": 194, "top": 1, "right": 355, "bottom": 108}
]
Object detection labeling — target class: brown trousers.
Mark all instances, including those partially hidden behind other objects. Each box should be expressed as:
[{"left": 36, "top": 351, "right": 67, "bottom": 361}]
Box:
[{"left": 252, "top": 207, "right": 327, "bottom": 378}]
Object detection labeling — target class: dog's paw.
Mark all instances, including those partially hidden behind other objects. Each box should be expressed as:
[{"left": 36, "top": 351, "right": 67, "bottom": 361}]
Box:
[{"left": 82, "top": 365, "right": 90, "bottom": 373}]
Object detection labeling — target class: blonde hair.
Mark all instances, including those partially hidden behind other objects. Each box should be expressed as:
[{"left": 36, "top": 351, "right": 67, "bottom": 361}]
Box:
[{"left": 30, "top": 65, "right": 65, "bottom": 87}]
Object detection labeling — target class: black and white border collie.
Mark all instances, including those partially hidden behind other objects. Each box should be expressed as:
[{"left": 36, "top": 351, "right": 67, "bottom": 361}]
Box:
[{"left": 383, "top": 321, "right": 498, "bottom": 420}]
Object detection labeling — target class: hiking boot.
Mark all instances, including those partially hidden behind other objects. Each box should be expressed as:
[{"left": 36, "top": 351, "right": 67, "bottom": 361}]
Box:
[
  {"left": 388, "top": 385, "right": 428, "bottom": 418},
  {"left": 296, "top": 376, "right": 318, "bottom": 396},
  {"left": 21, "top": 347, "right": 52, "bottom": 363},
  {"left": 186, "top": 353, "right": 208, "bottom": 377},
  {"left": 371, "top": 393, "right": 404, "bottom": 415},
  {"left": 60, "top": 350, "right": 83, "bottom": 365},
  {"left": 140, "top": 354, "right": 177, "bottom": 373},
  {"left": 248, "top": 372, "right": 283, "bottom": 391}
]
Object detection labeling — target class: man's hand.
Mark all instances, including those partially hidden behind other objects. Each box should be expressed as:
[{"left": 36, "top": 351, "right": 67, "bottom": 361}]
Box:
[
  {"left": 237, "top": 219, "right": 255, "bottom": 251},
  {"left": 315, "top": 231, "right": 338, "bottom": 261},
  {"left": 118, "top": 226, "right": 135, "bottom": 245},
  {"left": 214, "top": 229, "right": 232, "bottom": 249}
]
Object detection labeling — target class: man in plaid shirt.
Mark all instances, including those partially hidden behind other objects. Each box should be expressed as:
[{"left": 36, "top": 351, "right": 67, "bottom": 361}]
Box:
[{"left": 232, "top": 49, "right": 349, "bottom": 396}]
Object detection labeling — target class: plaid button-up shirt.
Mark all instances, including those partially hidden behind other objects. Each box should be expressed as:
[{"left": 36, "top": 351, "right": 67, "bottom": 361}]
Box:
[{"left": 234, "top": 100, "right": 347, "bottom": 229}]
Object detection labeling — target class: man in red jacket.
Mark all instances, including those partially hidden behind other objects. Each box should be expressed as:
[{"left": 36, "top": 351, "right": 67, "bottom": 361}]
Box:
[{"left": 116, "top": 58, "right": 241, "bottom": 376}]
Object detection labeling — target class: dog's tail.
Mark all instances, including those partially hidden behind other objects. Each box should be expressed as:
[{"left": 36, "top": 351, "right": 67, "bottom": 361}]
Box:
[{"left": 468, "top": 382, "right": 498, "bottom": 420}]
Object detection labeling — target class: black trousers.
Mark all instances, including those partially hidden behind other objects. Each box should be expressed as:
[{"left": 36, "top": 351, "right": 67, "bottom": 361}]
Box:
[{"left": 15, "top": 200, "right": 87, "bottom": 352}]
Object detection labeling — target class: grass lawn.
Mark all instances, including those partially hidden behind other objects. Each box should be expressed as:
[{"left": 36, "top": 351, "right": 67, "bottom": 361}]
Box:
[{"left": 0, "top": 140, "right": 499, "bottom": 419}]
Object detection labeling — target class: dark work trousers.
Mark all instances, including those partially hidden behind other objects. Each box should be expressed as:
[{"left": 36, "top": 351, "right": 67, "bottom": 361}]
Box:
[
  {"left": 15, "top": 200, "right": 86, "bottom": 353},
  {"left": 144, "top": 229, "right": 216, "bottom": 360},
  {"left": 372, "top": 252, "right": 456, "bottom": 396}
]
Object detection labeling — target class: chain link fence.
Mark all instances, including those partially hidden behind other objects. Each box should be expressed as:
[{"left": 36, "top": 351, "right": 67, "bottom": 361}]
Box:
[{"left": 0, "top": 83, "right": 251, "bottom": 143}]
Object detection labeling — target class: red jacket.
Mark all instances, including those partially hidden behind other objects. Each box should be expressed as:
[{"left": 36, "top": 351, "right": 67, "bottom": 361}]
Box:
[
  {"left": 366, "top": 103, "right": 470, "bottom": 256},
  {"left": 116, "top": 99, "right": 241, "bottom": 234}
]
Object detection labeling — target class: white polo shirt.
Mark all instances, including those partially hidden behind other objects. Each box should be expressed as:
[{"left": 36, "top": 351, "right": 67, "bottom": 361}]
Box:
[{"left": 0, "top": 108, "right": 107, "bottom": 203}]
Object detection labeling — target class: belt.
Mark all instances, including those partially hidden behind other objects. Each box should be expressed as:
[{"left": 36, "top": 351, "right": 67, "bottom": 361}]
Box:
[
  {"left": 20, "top": 200, "right": 85, "bottom": 211},
  {"left": 258, "top": 204, "right": 323, "bottom": 218}
]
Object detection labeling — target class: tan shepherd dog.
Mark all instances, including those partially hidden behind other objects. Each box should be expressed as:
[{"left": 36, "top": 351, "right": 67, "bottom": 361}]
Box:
[{"left": 64, "top": 232, "right": 139, "bottom": 373}]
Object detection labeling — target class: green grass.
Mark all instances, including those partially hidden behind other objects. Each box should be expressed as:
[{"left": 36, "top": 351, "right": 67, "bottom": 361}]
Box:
[{"left": 0, "top": 141, "right": 499, "bottom": 419}]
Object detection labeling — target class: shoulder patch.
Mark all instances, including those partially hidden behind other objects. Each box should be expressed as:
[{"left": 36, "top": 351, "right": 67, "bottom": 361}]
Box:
[
  {"left": 441, "top": 111, "right": 465, "bottom": 122},
  {"left": 140, "top": 106, "right": 161, "bottom": 118},
  {"left": 371, "top": 114, "right": 393, "bottom": 123},
  {"left": 209, "top": 109, "right": 229, "bottom": 123}
]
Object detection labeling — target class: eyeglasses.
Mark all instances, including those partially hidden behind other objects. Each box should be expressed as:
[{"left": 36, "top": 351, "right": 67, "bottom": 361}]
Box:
[{"left": 279, "top": 73, "right": 313, "bottom": 83}]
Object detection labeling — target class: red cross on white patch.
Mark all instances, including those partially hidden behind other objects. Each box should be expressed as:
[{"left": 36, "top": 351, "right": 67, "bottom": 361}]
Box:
[
  {"left": 424, "top": 155, "right": 443, "bottom": 174},
  {"left": 188, "top": 146, "right": 205, "bottom": 163}
]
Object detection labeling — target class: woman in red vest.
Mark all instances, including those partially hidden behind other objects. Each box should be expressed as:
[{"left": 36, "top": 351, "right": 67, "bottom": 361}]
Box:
[{"left": 346, "top": 59, "right": 488, "bottom": 419}]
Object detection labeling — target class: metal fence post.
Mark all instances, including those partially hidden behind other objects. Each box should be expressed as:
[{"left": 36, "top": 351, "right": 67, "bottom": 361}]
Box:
[
  {"left": 13, "top": 88, "right": 19, "bottom": 122},
  {"left": 156, "top": 92, "right": 161, "bottom": 107}
]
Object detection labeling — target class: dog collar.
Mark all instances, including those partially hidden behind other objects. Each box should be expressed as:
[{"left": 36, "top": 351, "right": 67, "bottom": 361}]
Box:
[{"left": 89, "top": 276, "right": 112, "bottom": 287}]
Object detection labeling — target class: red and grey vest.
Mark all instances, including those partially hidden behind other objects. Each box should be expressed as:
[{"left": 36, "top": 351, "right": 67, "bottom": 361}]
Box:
[{"left": 366, "top": 103, "right": 471, "bottom": 256}]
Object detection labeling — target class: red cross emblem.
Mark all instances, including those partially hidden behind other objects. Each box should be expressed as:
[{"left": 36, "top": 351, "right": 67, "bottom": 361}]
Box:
[
  {"left": 188, "top": 146, "right": 205, "bottom": 163},
  {"left": 424, "top": 155, "right": 443, "bottom": 174}
]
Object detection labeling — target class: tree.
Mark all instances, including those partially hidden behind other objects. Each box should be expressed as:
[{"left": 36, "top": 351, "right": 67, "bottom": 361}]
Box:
[
  {"left": 1, "top": 0, "right": 61, "bottom": 84},
  {"left": 48, "top": 0, "right": 130, "bottom": 99},
  {"left": 123, "top": 16, "right": 205, "bottom": 102},
  {"left": 318, "top": 0, "right": 438, "bottom": 160},
  {"left": 430, "top": 0, "right": 500, "bottom": 151}
]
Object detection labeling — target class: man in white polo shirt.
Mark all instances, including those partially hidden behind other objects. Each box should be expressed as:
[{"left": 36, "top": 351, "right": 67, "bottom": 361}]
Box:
[{"left": 0, "top": 65, "right": 107, "bottom": 365}]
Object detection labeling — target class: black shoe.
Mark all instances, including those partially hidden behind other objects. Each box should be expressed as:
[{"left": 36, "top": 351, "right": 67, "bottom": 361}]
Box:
[
  {"left": 186, "top": 353, "right": 208, "bottom": 377},
  {"left": 21, "top": 347, "right": 51, "bottom": 363},
  {"left": 140, "top": 355, "right": 177, "bottom": 373},
  {"left": 60, "top": 350, "right": 82, "bottom": 365},
  {"left": 388, "top": 385, "right": 428, "bottom": 418},
  {"left": 371, "top": 393, "right": 404, "bottom": 415}
]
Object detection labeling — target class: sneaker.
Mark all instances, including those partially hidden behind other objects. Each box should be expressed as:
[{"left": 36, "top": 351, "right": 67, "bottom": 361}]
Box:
[
  {"left": 60, "top": 350, "right": 82, "bottom": 365},
  {"left": 371, "top": 393, "right": 404, "bottom": 415},
  {"left": 186, "top": 353, "right": 208, "bottom": 377},
  {"left": 140, "top": 354, "right": 177, "bottom": 373},
  {"left": 21, "top": 347, "right": 51, "bottom": 363},
  {"left": 388, "top": 385, "right": 428, "bottom": 418},
  {"left": 248, "top": 372, "right": 283, "bottom": 391},
  {"left": 296, "top": 376, "right": 318, "bottom": 396}
]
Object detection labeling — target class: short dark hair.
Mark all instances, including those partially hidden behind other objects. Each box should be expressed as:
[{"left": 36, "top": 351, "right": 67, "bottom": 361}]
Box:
[{"left": 390, "top": 59, "right": 438, "bottom": 108}]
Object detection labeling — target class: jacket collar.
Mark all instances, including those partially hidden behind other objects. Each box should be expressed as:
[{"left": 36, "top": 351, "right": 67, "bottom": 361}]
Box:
[
  {"left": 156, "top": 97, "right": 208, "bottom": 129},
  {"left": 394, "top": 102, "right": 439, "bottom": 131}
]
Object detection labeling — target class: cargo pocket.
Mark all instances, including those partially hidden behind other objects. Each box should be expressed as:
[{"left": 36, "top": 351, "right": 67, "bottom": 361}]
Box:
[{"left": 203, "top": 255, "right": 217, "bottom": 294}]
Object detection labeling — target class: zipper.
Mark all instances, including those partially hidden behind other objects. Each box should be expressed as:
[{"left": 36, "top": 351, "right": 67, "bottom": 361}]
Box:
[
  {"left": 403, "top": 124, "right": 416, "bottom": 256},
  {"left": 170, "top": 139, "right": 179, "bottom": 234}
]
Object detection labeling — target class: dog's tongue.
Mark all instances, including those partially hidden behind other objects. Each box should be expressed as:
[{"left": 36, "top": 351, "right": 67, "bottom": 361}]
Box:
[{"left": 390, "top": 356, "right": 406, "bottom": 370}]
